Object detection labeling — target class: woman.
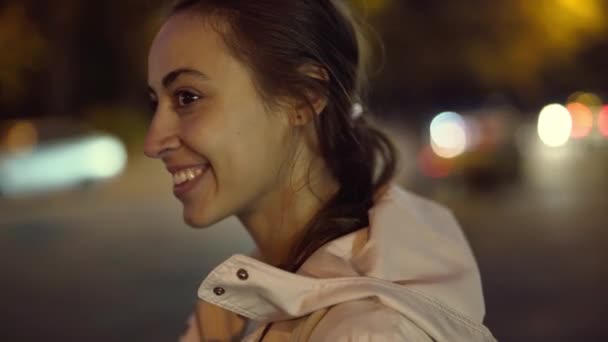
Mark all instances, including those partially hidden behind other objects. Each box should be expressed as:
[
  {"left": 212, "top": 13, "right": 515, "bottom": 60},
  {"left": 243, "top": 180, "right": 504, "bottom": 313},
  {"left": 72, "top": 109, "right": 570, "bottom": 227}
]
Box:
[{"left": 144, "top": 0, "right": 497, "bottom": 341}]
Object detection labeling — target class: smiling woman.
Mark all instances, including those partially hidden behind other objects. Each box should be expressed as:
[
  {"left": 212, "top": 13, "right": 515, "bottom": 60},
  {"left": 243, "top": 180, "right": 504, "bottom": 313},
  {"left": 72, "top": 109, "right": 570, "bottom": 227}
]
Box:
[{"left": 144, "top": 1, "right": 496, "bottom": 341}]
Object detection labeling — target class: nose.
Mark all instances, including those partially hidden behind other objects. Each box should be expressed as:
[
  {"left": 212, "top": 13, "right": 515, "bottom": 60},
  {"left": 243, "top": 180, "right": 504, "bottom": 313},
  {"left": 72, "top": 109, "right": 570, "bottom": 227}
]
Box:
[{"left": 143, "top": 111, "right": 180, "bottom": 159}]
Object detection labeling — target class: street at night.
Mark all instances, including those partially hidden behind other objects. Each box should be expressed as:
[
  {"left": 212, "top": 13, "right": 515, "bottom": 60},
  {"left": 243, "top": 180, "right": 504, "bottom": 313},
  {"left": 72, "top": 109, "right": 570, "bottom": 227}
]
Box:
[
  {"left": 1, "top": 127, "right": 607, "bottom": 340},
  {"left": 2, "top": 1, "right": 608, "bottom": 341}
]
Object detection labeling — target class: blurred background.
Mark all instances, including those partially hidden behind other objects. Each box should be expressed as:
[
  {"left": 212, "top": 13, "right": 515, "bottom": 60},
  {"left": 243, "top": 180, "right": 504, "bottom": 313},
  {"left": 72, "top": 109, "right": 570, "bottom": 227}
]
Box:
[{"left": 1, "top": 0, "right": 607, "bottom": 341}]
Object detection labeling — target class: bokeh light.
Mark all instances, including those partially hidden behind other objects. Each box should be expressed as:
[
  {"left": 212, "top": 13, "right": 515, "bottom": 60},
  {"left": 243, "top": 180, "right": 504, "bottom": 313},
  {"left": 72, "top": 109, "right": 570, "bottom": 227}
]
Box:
[
  {"left": 0, "top": 134, "right": 127, "bottom": 196},
  {"left": 537, "top": 104, "right": 572, "bottom": 147},
  {"left": 5, "top": 121, "right": 38, "bottom": 154},
  {"left": 430, "top": 111, "right": 467, "bottom": 158},
  {"left": 568, "top": 91, "right": 602, "bottom": 108},
  {"left": 567, "top": 102, "right": 594, "bottom": 139},
  {"left": 599, "top": 106, "right": 608, "bottom": 138},
  {"left": 417, "top": 145, "right": 454, "bottom": 178},
  {"left": 86, "top": 136, "right": 128, "bottom": 178}
]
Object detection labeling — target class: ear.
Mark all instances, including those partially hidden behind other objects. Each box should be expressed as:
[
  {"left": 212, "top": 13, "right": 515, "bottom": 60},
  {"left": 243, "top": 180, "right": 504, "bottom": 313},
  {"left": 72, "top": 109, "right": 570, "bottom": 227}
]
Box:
[{"left": 291, "top": 64, "right": 330, "bottom": 126}]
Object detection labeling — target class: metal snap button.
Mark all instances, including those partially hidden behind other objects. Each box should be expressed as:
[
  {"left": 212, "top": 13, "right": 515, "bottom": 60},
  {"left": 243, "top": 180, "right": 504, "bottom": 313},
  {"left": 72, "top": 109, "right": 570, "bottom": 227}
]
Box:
[
  {"left": 237, "top": 268, "right": 249, "bottom": 280},
  {"left": 213, "top": 287, "right": 225, "bottom": 296}
]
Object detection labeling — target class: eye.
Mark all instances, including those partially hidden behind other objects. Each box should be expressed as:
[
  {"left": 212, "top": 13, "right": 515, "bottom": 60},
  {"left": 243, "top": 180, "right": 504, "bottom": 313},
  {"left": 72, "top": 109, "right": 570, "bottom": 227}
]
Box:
[
  {"left": 147, "top": 90, "right": 158, "bottom": 116},
  {"left": 148, "top": 98, "right": 158, "bottom": 114},
  {"left": 175, "top": 90, "right": 201, "bottom": 107}
]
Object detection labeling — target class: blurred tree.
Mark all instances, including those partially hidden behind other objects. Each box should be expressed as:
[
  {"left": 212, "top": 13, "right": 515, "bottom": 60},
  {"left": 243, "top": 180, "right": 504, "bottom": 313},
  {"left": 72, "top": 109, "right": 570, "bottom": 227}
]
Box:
[
  {"left": 40, "top": 0, "right": 81, "bottom": 117},
  {"left": 353, "top": 0, "right": 608, "bottom": 112},
  {"left": 3, "top": 0, "right": 608, "bottom": 121},
  {"left": 467, "top": 0, "right": 606, "bottom": 93},
  {"left": 0, "top": 2, "right": 47, "bottom": 110}
]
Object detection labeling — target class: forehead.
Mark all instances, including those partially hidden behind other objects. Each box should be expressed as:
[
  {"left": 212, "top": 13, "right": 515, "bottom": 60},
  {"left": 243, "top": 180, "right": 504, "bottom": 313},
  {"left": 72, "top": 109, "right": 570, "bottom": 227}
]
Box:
[{"left": 148, "top": 12, "right": 230, "bottom": 82}]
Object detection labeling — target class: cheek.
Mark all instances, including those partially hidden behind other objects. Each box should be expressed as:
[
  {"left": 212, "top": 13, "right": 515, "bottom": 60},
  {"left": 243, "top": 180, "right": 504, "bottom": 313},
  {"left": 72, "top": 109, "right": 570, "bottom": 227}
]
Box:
[
  {"left": 226, "top": 120, "right": 290, "bottom": 188},
  {"left": 179, "top": 111, "right": 256, "bottom": 175},
  {"left": 181, "top": 98, "right": 291, "bottom": 191},
  {"left": 228, "top": 126, "right": 272, "bottom": 171},
  {"left": 181, "top": 117, "right": 214, "bottom": 153},
  {"left": 180, "top": 99, "right": 226, "bottom": 151}
]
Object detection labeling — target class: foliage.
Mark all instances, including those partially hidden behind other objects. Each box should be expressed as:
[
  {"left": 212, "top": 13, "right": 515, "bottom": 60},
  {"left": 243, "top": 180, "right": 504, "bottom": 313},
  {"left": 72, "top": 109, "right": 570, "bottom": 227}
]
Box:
[
  {"left": 0, "top": 3, "right": 47, "bottom": 105},
  {"left": 361, "top": 0, "right": 608, "bottom": 95}
]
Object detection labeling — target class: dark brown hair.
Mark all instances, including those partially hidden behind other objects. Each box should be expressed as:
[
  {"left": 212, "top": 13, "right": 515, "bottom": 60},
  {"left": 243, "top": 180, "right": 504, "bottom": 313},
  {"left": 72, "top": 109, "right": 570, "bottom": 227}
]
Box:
[{"left": 169, "top": 0, "right": 398, "bottom": 272}]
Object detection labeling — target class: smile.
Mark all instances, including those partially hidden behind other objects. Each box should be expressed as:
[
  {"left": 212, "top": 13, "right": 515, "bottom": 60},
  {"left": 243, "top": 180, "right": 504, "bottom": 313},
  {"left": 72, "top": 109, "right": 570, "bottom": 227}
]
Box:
[
  {"left": 172, "top": 166, "right": 206, "bottom": 185},
  {"left": 170, "top": 164, "right": 210, "bottom": 197}
]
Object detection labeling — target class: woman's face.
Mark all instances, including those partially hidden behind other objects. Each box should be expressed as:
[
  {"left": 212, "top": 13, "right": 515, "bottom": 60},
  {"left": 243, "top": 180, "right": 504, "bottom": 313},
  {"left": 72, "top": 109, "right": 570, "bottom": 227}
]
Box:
[{"left": 145, "top": 12, "right": 295, "bottom": 227}]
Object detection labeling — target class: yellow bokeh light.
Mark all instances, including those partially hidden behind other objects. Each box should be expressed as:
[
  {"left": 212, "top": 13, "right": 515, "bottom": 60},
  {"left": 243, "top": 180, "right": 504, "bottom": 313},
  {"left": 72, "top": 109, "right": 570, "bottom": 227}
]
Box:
[
  {"left": 557, "top": 0, "right": 604, "bottom": 25},
  {"left": 568, "top": 91, "right": 603, "bottom": 108},
  {"left": 5, "top": 121, "right": 38, "bottom": 154}
]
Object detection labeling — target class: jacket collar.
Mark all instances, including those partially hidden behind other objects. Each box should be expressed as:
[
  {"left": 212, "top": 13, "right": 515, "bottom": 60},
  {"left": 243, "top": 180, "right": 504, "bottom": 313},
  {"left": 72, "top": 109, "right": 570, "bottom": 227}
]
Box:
[{"left": 197, "top": 184, "right": 495, "bottom": 341}]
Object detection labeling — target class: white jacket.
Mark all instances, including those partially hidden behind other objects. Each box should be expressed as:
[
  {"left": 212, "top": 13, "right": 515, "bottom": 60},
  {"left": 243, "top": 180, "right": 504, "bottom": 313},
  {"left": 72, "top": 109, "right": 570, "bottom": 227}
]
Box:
[{"left": 180, "top": 184, "right": 497, "bottom": 341}]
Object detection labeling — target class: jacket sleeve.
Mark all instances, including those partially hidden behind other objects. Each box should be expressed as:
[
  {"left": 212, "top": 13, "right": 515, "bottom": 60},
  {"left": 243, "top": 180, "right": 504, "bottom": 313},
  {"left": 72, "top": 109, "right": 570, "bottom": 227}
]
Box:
[{"left": 308, "top": 299, "right": 434, "bottom": 342}]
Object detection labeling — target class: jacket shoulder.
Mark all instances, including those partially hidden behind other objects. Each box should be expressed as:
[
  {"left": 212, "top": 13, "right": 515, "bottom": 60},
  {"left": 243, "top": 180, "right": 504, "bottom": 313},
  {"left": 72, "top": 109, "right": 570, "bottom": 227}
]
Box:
[{"left": 308, "top": 299, "right": 433, "bottom": 342}]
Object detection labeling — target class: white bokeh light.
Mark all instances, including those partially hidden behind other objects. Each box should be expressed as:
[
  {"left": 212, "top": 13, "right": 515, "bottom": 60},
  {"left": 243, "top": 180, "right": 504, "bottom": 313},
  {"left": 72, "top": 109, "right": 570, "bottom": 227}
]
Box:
[
  {"left": 85, "top": 136, "right": 128, "bottom": 178},
  {"left": 430, "top": 111, "right": 467, "bottom": 158},
  {"left": 537, "top": 104, "right": 572, "bottom": 147}
]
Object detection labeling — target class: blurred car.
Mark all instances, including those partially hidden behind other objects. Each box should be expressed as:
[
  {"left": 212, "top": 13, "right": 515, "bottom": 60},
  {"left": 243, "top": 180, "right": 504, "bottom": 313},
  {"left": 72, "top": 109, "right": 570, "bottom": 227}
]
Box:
[
  {"left": 418, "top": 106, "right": 524, "bottom": 192},
  {"left": 0, "top": 119, "right": 127, "bottom": 197}
]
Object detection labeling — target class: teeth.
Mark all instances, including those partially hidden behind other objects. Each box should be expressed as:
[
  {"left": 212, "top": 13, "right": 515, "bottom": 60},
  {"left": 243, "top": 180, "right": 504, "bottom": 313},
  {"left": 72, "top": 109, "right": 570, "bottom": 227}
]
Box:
[{"left": 172, "top": 166, "right": 206, "bottom": 186}]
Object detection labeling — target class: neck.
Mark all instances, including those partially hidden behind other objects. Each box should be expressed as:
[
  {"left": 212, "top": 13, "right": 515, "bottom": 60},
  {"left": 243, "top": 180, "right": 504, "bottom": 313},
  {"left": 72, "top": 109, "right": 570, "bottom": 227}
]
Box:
[{"left": 236, "top": 154, "right": 339, "bottom": 268}]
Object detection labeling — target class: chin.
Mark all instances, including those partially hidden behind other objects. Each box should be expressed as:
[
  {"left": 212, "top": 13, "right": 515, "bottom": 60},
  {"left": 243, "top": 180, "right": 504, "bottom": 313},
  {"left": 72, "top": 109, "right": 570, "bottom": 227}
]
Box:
[{"left": 182, "top": 207, "right": 226, "bottom": 228}]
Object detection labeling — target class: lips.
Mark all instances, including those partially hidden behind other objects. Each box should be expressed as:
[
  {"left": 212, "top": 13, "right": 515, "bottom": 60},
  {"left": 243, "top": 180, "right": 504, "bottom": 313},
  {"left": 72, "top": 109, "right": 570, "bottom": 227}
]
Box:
[
  {"left": 168, "top": 164, "right": 210, "bottom": 198},
  {"left": 172, "top": 166, "right": 205, "bottom": 186}
]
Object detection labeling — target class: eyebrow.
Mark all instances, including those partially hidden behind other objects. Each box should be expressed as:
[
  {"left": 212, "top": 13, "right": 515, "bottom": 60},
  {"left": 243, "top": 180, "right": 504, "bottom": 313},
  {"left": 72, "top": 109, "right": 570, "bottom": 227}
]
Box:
[{"left": 148, "top": 68, "right": 210, "bottom": 95}]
